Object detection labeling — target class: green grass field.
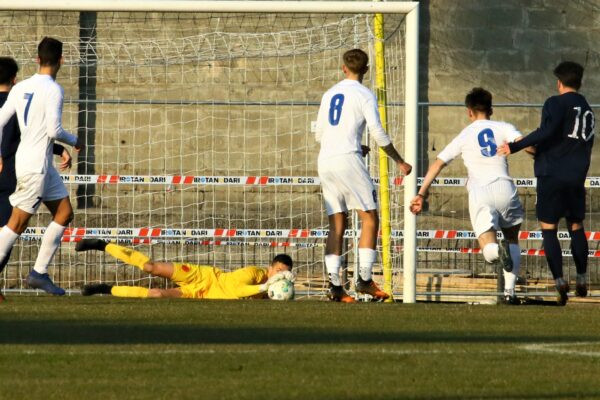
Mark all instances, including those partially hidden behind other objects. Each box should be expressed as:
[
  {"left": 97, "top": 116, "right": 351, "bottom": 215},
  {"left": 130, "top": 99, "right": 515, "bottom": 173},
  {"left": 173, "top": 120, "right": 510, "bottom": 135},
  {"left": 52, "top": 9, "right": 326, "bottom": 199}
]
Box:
[{"left": 2, "top": 297, "right": 600, "bottom": 400}]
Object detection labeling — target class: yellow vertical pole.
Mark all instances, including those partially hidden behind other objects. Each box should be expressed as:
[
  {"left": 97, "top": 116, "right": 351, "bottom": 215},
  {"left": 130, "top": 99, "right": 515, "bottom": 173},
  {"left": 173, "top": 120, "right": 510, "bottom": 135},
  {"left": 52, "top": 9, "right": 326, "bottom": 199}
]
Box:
[{"left": 373, "top": 12, "right": 393, "bottom": 300}]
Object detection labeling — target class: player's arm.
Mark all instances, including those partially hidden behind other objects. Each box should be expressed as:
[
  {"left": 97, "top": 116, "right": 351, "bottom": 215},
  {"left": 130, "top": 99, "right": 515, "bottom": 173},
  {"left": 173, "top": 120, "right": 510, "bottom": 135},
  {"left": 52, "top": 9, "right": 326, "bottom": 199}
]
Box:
[
  {"left": 409, "top": 158, "right": 447, "bottom": 215},
  {"left": 314, "top": 94, "right": 328, "bottom": 143},
  {"left": 229, "top": 267, "right": 270, "bottom": 299},
  {"left": 46, "top": 86, "right": 81, "bottom": 148},
  {"left": 363, "top": 95, "right": 412, "bottom": 175},
  {"left": 500, "top": 99, "right": 561, "bottom": 155}
]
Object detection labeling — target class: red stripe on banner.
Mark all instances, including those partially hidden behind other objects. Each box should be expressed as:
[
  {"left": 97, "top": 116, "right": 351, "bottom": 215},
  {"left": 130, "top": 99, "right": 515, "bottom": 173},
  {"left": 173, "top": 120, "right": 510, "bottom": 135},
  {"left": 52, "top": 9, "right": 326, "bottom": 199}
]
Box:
[
  {"left": 447, "top": 230, "right": 457, "bottom": 239},
  {"left": 97, "top": 175, "right": 107, "bottom": 183},
  {"left": 259, "top": 176, "right": 268, "bottom": 185},
  {"left": 172, "top": 176, "right": 182, "bottom": 184},
  {"left": 393, "top": 177, "right": 404, "bottom": 185},
  {"left": 215, "top": 229, "right": 224, "bottom": 236},
  {"left": 300, "top": 229, "right": 309, "bottom": 238},
  {"left": 109, "top": 176, "right": 118, "bottom": 183},
  {"left": 184, "top": 176, "right": 194, "bottom": 184},
  {"left": 139, "top": 228, "right": 149, "bottom": 237},
  {"left": 518, "top": 231, "right": 528, "bottom": 240},
  {"left": 434, "top": 230, "right": 444, "bottom": 239},
  {"left": 246, "top": 176, "right": 256, "bottom": 184},
  {"left": 227, "top": 229, "right": 236, "bottom": 237}
]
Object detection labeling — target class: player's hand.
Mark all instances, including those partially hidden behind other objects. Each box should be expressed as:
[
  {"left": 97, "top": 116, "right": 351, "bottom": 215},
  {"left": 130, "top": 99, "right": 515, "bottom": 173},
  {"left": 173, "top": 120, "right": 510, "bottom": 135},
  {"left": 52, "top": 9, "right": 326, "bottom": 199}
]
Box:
[
  {"left": 398, "top": 161, "right": 412, "bottom": 176},
  {"left": 361, "top": 145, "right": 371, "bottom": 157},
  {"left": 409, "top": 195, "right": 424, "bottom": 215},
  {"left": 497, "top": 143, "right": 511, "bottom": 156},
  {"left": 74, "top": 136, "right": 85, "bottom": 152},
  {"left": 58, "top": 148, "right": 72, "bottom": 171},
  {"left": 0, "top": 157, "right": 3, "bottom": 174},
  {"left": 267, "top": 271, "right": 295, "bottom": 286}
]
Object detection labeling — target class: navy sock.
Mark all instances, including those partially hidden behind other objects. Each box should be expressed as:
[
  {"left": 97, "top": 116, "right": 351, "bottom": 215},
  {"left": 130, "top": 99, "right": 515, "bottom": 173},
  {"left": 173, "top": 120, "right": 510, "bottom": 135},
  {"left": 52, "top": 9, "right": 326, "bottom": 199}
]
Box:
[
  {"left": 542, "top": 229, "right": 563, "bottom": 279},
  {"left": 569, "top": 228, "right": 588, "bottom": 275}
]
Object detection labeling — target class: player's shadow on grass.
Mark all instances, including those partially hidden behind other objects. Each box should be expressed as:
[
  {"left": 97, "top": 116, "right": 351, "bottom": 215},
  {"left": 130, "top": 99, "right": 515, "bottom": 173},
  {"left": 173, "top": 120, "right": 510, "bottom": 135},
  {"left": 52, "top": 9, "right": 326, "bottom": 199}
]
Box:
[{"left": 0, "top": 320, "right": 597, "bottom": 345}]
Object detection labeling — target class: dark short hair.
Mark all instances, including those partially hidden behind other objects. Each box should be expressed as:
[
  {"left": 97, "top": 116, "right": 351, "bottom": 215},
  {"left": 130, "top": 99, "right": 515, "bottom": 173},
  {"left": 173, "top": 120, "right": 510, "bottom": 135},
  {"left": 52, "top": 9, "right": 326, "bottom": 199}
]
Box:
[
  {"left": 0, "top": 57, "right": 18, "bottom": 85},
  {"left": 343, "top": 49, "right": 369, "bottom": 75},
  {"left": 554, "top": 61, "right": 583, "bottom": 90},
  {"left": 465, "top": 87, "right": 493, "bottom": 116},
  {"left": 38, "top": 37, "right": 63, "bottom": 67},
  {"left": 272, "top": 254, "right": 293, "bottom": 270}
]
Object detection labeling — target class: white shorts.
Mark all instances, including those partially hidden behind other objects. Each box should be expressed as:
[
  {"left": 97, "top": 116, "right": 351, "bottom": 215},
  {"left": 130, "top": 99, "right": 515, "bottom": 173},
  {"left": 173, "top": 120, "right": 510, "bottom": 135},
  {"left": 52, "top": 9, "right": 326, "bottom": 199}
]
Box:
[
  {"left": 468, "top": 179, "right": 523, "bottom": 238},
  {"left": 10, "top": 167, "right": 69, "bottom": 214},
  {"left": 318, "top": 153, "right": 377, "bottom": 215}
]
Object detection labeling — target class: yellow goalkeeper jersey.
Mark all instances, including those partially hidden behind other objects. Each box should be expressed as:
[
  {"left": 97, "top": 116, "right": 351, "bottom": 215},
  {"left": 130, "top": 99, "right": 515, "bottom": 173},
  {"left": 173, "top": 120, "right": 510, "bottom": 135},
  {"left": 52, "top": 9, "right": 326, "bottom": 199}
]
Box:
[{"left": 171, "top": 263, "right": 269, "bottom": 300}]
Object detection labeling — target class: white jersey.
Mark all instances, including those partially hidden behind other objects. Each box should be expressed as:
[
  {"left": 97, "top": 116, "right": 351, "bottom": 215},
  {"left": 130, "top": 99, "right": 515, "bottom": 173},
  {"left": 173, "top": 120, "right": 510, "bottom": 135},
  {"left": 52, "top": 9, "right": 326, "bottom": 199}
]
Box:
[
  {"left": 315, "top": 79, "right": 391, "bottom": 161},
  {"left": 0, "top": 74, "right": 77, "bottom": 175},
  {"left": 437, "top": 119, "right": 522, "bottom": 191}
]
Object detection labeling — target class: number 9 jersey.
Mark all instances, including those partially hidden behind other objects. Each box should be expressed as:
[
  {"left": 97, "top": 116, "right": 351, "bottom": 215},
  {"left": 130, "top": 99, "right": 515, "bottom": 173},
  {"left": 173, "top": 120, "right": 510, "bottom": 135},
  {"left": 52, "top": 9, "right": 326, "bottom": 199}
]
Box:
[{"left": 437, "top": 120, "right": 522, "bottom": 191}]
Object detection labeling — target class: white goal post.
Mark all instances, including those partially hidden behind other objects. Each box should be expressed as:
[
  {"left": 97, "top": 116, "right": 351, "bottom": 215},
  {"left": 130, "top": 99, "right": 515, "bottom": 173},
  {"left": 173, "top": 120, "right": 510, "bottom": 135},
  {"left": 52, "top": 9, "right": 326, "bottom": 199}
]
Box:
[{"left": 0, "top": 0, "right": 419, "bottom": 301}]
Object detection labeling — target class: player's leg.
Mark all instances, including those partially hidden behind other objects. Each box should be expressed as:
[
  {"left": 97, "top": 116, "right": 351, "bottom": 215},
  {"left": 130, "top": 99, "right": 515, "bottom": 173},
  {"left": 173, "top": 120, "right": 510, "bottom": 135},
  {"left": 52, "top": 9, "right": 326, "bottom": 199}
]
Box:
[
  {"left": 26, "top": 169, "right": 73, "bottom": 295},
  {"left": 325, "top": 212, "right": 354, "bottom": 302},
  {"left": 76, "top": 239, "right": 175, "bottom": 277},
  {"left": 325, "top": 211, "right": 347, "bottom": 286},
  {"left": 470, "top": 184, "right": 512, "bottom": 272},
  {"left": 568, "top": 220, "right": 588, "bottom": 297},
  {"left": 355, "top": 209, "right": 389, "bottom": 300},
  {"left": 0, "top": 207, "right": 33, "bottom": 274},
  {"left": 23, "top": 196, "right": 72, "bottom": 295},
  {"left": 500, "top": 224, "right": 521, "bottom": 304},
  {"left": 536, "top": 177, "right": 568, "bottom": 305},
  {"left": 82, "top": 283, "right": 182, "bottom": 298},
  {"left": 0, "top": 186, "right": 14, "bottom": 275}
]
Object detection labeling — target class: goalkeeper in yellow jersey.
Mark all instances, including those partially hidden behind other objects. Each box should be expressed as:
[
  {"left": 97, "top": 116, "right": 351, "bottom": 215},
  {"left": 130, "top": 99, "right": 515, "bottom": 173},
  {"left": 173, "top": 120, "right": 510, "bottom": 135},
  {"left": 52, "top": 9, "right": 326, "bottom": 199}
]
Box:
[{"left": 75, "top": 239, "right": 293, "bottom": 299}]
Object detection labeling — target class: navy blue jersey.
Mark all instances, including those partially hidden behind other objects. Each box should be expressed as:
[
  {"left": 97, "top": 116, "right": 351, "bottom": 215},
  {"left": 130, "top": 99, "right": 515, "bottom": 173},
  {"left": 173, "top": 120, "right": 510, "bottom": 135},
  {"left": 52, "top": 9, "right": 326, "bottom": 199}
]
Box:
[
  {"left": 0, "top": 91, "right": 19, "bottom": 191},
  {"left": 509, "top": 92, "right": 594, "bottom": 183}
]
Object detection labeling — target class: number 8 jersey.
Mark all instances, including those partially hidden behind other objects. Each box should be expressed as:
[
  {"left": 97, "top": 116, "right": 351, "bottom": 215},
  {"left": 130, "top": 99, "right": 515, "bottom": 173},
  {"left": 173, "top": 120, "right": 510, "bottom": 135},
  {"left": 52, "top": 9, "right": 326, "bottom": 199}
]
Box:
[
  {"left": 315, "top": 79, "right": 392, "bottom": 162},
  {"left": 437, "top": 120, "right": 522, "bottom": 191}
]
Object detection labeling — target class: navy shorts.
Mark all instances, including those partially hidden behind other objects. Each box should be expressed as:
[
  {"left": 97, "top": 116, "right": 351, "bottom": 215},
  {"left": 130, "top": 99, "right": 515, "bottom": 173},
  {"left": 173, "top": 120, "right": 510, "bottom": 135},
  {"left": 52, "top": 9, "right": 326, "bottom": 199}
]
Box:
[{"left": 536, "top": 176, "right": 586, "bottom": 224}]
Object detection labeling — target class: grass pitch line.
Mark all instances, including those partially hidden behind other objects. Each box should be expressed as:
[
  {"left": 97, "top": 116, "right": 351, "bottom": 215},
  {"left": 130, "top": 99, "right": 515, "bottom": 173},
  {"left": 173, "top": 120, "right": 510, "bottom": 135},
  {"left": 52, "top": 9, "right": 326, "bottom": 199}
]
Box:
[
  {"left": 520, "top": 342, "right": 600, "bottom": 358},
  {"left": 11, "top": 347, "right": 517, "bottom": 356}
]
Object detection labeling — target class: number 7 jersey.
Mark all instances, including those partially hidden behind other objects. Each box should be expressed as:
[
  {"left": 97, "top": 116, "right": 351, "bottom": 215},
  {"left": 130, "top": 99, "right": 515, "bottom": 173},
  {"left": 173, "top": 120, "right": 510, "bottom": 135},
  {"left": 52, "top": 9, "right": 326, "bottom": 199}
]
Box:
[
  {"left": 437, "top": 119, "right": 522, "bottom": 191},
  {"left": 0, "top": 74, "right": 77, "bottom": 176},
  {"left": 315, "top": 79, "right": 391, "bottom": 161}
]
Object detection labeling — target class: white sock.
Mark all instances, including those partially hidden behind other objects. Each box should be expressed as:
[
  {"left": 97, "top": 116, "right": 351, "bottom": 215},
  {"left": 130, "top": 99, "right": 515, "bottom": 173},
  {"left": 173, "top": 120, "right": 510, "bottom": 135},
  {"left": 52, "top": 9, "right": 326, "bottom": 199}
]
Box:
[
  {"left": 358, "top": 248, "right": 377, "bottom": 281},
  {"left": 0, "top": 226, "right": 19, "bottom": 264},
  {"left": 503, "top": 244, "right": 521, "bottom": 295},
  {"left": 33, "top": 221, "right": 66, "bottom": 274},
  {"left": 482, "top": 243, "right": 499, "bottom": 263},
  {"left": 509, "top": 243, "right": 521, "bottom": 276},
  {"left": 325, "top": 254, "right": 341, "bottom": 286}
]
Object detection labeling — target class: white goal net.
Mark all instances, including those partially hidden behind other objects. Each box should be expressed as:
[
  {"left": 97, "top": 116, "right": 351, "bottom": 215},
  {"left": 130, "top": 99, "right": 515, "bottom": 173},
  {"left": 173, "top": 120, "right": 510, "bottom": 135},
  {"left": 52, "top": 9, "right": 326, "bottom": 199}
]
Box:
[{"left": 0, "top": 5, "right": 412, "bottom": 297}]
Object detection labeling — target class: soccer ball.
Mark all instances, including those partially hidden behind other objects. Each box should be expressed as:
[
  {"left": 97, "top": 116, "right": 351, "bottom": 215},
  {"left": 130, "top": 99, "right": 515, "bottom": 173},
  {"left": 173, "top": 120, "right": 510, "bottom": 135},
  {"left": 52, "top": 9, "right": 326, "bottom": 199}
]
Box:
[{"left": 268, "top": 279, "right": 295, "bottom": 301}]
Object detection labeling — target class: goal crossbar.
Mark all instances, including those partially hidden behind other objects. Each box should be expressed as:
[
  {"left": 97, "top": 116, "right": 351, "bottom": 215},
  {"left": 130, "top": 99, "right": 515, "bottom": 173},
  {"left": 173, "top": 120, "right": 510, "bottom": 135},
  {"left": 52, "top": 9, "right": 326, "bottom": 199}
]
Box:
[{"left": 0, "top": 0, "right": 418, "bottom": 14}]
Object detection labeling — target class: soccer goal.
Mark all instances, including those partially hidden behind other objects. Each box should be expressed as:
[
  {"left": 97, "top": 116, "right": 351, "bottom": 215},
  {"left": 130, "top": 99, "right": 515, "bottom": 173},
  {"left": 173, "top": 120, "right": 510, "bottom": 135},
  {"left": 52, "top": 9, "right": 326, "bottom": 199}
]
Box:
[{"left": 0, "top": 0, "right": 419, "bottom": 300}]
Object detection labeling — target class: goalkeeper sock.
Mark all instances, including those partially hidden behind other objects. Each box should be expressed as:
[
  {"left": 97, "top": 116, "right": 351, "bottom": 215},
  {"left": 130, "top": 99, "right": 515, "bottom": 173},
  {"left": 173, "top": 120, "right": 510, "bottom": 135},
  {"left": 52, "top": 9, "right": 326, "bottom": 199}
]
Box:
[
  {"left": 325, "top": 254, "right": 341, "bottom": 286},
  {"left": 106, "top": 243, "right": 150, "bottom": 271},
  {"left": 111, "top": 286, "right": 149, "bottom": 298},
  {"left": 358, "top": 248, "right": 377, "bottom": 281},
  {"left": 33, "top": 221, "right": 66, "bottom": 274}
]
